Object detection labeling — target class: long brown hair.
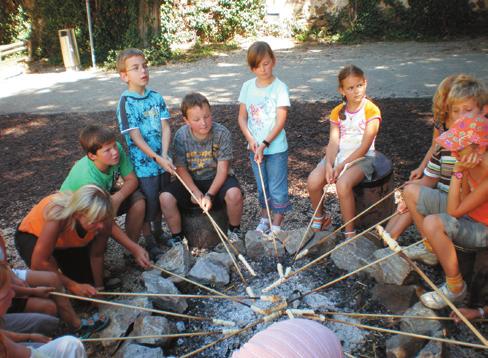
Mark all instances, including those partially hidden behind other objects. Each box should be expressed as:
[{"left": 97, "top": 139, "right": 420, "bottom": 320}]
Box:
[{"left": 337, "top": 65, "right": 365, "bottom": 120}]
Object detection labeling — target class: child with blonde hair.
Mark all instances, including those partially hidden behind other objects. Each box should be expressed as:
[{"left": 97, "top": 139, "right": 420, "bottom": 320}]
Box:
[
  {"left": 238, "top": 41, "right": 291, "bottom": 234},
  {"left": 307, "top": 65, "right": 381, "bottom": 237}
]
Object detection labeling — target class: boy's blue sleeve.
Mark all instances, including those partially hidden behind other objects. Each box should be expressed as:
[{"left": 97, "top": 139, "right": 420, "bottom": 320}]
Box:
[
  {"left": 117, "top": 97, "right": 138, "bottom": 134},
  {"left": 160, "top": 96, "right": 171, "bottom": 120}
]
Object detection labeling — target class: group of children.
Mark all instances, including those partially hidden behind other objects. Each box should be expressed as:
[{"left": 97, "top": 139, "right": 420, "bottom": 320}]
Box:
[{"left": 0, "top": 40, "right": 487, "bottom": 356}]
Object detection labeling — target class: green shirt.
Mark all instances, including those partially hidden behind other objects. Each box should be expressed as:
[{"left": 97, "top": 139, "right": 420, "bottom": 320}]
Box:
[{"left": 60, "top": 142, "right": 133, "bottom": 192}]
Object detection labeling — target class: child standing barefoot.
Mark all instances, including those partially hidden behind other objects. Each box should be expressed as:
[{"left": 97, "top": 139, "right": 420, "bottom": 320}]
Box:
[
  {"left": 238, "top": 41, "right": 291, "bottom": 234},
  {"left": 307, "top": 65, "right": 381, "bottom": 237}
]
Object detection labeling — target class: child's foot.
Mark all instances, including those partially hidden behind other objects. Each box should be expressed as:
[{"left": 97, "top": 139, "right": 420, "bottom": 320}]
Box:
[
  {"left": 270, "top": 225, "right": 281, "bottom": 234},
  {"left": 311, "top": 215, "right": 332, "bottom": 232},
  {"left": 256, "top": 218, "right": 270, "bottom": 234},
  {"left": 75, "top": 312, "right": 110, "bottom": 339},
  {"left": 144, "top": 234, "right": 164, "bottom": 260},
  {"left": 167, "top": 233, "right": 184, "bottom": 247},
  {"left": 420, "top": 282, "right": 467, "bottom": 310}
]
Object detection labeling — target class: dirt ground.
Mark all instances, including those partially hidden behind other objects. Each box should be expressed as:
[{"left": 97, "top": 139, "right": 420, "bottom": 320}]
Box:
[{"left": 1, "top": 99, "right": 487, "bottom": 357}]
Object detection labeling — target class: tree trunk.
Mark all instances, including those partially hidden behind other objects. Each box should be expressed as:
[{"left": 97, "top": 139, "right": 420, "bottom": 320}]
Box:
[{"left": 138, "top": 0, "right": 161, "bottom": 47}]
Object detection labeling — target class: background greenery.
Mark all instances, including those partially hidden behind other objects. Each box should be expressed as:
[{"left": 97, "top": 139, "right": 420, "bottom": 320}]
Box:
[{"left": 0, "top": 0, "right": 485, "bottom": 68}]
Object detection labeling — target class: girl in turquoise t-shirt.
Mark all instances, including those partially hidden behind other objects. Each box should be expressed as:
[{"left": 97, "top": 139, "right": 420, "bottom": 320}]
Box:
[{"left": 238, "top": 41, "right": 291, "bottom": 234}]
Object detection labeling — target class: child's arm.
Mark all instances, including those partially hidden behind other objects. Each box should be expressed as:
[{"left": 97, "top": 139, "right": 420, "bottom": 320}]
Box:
[
  {"left": 237, "top": 104, "right": 258, "bottom": 153},
  {"left": 2, "top": 329, "right": 51, "bottom": 344},
  {"left": 161, "top": 119, "right": 175, "bottom": 173},
  {"left": 112, "top": 171, "right": 138, "bottom": 213},
  {"left": 255, "top": 107, "right": 288, "bottom": 163},
  {"left": 333, "top": 118, "right": 380, "bottom": 180},
  {"left": 175, "top": 166, "right": 205, "bottom": 204},
  {"left": 325, "top": 124, "right": 340, "bottom": 184},
  {"left": 109, "top": 224, "right": 150, "bottom": 269},
  {"left": 30, "top": 220, "right": 97, "bottom": 297},
  {"left": 201, "top": 160, "right": 230, "bottom": 212},
  {"left": 410, "top": 128, "right": 440, "bottom": 180},
  {"left": 129, "top": 129, "right": 175, "bottom": 173},
  {"left": 447, "top": 164, "right": 488, "bottom": 217}
]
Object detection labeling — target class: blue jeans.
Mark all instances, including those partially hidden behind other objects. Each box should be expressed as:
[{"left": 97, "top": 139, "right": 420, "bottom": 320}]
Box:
[{"left": 249, "top": 151, "right": 291, "bottom": 214}]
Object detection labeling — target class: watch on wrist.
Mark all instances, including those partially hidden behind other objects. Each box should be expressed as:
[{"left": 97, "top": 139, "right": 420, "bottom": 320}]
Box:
[
  {"left": 205, "top": 192, "right": 214, "bottom": 201},
  {"left": 453, "top": 171, "right": 464, "bottom": 180},
  {"left": 262, "top": 140, "right": 270, "bottom": 148}
]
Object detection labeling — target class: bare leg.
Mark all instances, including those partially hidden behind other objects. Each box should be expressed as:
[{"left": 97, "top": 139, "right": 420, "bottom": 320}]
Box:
[
  {"left": 335, "top": 166, "right": 365, "bottom": 235},
  {"left": 125, "top": 198, "right": 145, "bottom": 242},
  {"left": 25, "top": 270, "right": 81, "bottom": 328},
  {"left": 403, "top": 183, "right": 428, "bottom": 238},
  {"left": 160, "top": 192, "right": 181, "bottom": 234},
  {"left": 423, "top": 215, "right": 459, "bottom": 277},
  {"left": 307, "top": 162, "right": 327, "bottom": 218},
  {"left": 90, "top": 235, "right": 107, "bottom": 289},
  {"left": 385, "top": 211, "right": 413, "bottom": 240},
  {"left": 224, "top": 187, "right": 243, "bottom": 226},
  {"left": 272, "top": 213, "right": 284, "bottom": 226}
]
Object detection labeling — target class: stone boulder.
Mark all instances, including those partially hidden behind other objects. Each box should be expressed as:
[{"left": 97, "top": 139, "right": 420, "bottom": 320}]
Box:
[
  {"left": 245, "top": 230, "right": 285, "bottom": 259},
  {"left": 131, "top": 315, "right": 176, "bottom": 346},
  {"left": 204, "top": 251, "right": 234, "bottom": 270},
  {"left": 371, "top": 284, "right": 418, "bottom": 314},
  {"left": 188, "top": 256, "right": 230, "bottom": 286},
  {"left": 155, "top": 242, "right": 192, "bottom": 277},
  {"left": 116, "top": 343, "right": 164, "bottom": 358},
  {"left": 367, "top": 247, "right": 413, "bottom": 285},
  {"left": 331, "top": 236, "right": 378, "bottom": 271},
  {"left": 142, "top": 271, "right": 188, "bottom": 313}
]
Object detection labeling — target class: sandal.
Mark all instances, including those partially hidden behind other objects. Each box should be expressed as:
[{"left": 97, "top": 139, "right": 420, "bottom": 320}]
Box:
[{"left": 76, "top": 312, "right": 110, "bottom": 339}]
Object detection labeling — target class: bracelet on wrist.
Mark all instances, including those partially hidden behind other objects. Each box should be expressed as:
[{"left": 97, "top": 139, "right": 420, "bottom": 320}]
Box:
[
  {"left": 453, "top": 171, "right": 464, "bottom": 180},
  {"left": 262, "top": 140, "right": 270, "bottom": 148},
  {"left": 205, "top": 192, "right": 215, "bottom": 201},
  {"left": 479, "top": 307, "right": 486, "bottom": 318}
]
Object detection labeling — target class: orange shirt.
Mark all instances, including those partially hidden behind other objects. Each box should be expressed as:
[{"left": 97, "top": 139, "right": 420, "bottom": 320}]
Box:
[
  {"left": 18, "top": 194, "right": 97, "bottom": 249},
  {"left": 467, "top": 173, "right": 488, "bottom": 226}
]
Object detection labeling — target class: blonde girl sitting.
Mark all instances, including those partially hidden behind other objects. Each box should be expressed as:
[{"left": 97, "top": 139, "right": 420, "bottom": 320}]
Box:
[{"left": 307, "top": 65, "right": 381, "bottom": 237}]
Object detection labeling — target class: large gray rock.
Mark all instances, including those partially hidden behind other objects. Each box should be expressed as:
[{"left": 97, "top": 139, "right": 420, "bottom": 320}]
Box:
[
  {"left": 142, "top": 271, "right": 188, "bottom": 313},
  {"left": 367, "top": 247, "right": 413, "bottom": 285},
  {"left": 188, "top": 257, "right": 230, "bottom": 286},
  {"left": 331, "top": 236, "right": 377, "bottom": 271},
  {"left": 386, "top": 334, "right": 426, "bottom": 358},
  {"left": 400, "top": 302, "right": 442, "bottom": 336},
  {"left": 416, "top": 339, "right": 443, "bottom": 358},
  {"left": 371, "top": 284, "right": 418, "bottom": 314},
  {"left": 155, "top": 242, "right": 192, "bottom": 277},
  {"left": 303, "top": 293, "right": 337, "bottom": 311},
  {"left": 283, "top": 228, "right": 311, "bottom": 255},
  {"left": 116, "top": 343, "right": 164, "bottom": 358},
  {"left": 204, "top": 251, "right": 234, "bottom": 270},
  {"left": 214, "top": 234, "right": 246, "bottom": 255},
  {"left": 245, "top": 230, "right": 285, "bottom": 259},
  {"left": 301, "top": 230, "right": 337, "bottom": 257},
  {"left": 98, "top": 297, "right": 151, "bottom": 348},
  {"left": 131, "top": 315, "right": 176, "bottom": 346}
]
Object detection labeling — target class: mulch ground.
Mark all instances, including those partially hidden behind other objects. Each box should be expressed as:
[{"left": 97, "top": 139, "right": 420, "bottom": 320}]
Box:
[{"left": 2, "top": 99, "right": 485, "bottom": 357}]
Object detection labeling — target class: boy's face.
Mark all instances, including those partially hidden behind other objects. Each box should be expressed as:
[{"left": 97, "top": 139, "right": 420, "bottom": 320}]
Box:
[
  {"left": 450, "top": 98, "right": 480, "bottom": 123},
  {"left": 184, "top": 104, "right": 213, "bottom": 140},
  {"left": 88, "top": 141, "right": 120, "bottom": 168},
  {"left": 120, "top": 55, "right": 149, "bottom": 92}
]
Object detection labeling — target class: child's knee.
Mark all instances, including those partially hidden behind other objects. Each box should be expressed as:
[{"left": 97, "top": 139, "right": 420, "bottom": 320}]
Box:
[
  {"left": 225, "top": 187, "right": 243, "bottom": 205},
  {"left": 160, "top": 192, "right": 177, "bottom": 208},
  {"left": 335, "top": 177, "right": 353, "bottom": 196},
  {"left": 403, "top": 183, "right": 420, "bottom": 201},
  {"left": 307, "top": 171, "right": 324, "bottom": 191},
  {"left": 424, "top": 214, "right": 445, "bottom": 235}
]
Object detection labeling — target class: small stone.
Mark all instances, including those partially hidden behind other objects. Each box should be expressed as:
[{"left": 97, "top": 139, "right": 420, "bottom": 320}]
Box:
[
  {"left": 155, "top": 243, "right": 192, "bottom": 277},
  {"left": 303, "top": 293, "right": 337, "bottom": 311},
  {"left": 386, "top": 334, "right": 426, "bottom": 358},
  {"left": 367, "top": 247, "right": 413, "bottom": 285},
  {"left": 416, "top": 338, "right": 443, "bottom": 358},
  {"left": 245, "top": 230, "right": 285, "bottom": 259},
  {"left": 177, "top": 338, "right": 185, "bottom": 346},
  {"left": 106, "top": 277, "right": 121, "bottom": 288},
  {"left": 371, "top": 284, "right": 417, "bottom": 314},
  {"left": 188, "top": 257, "right": 230, "bottom": 286},
  {"left": 331, "top": 236, "right": 377, "bottom": 271},
  {"left": 176, "top": 321, "right": 186, "bottom": 332},
  {"left": 116, "top": 344, "right": 164, "bottom": 358},
  {"left": 400, "top": 302, "right": 442, "bottom": 336},
  {"left": 142, "top": 271, "right": 188, "bottom": 313},
  {"left": 132, "top": 315, "right": 175, "bottom": 346}
]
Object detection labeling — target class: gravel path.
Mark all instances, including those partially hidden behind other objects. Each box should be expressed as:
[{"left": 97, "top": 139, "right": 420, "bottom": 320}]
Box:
[{"left": 0, "top": 37, "right": 487, "bottom": 114}]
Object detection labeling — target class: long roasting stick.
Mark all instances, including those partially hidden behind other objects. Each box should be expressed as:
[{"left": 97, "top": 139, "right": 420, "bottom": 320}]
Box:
[
  {"left": 82, "top": 331, "right": 220, "bottom": 342},
  {"left": 256, "top": 162, "right": 279, "bottom": 258},
  {"left": 97, "top": 291, "right": 260, "bottom": 300},
  {"left": 172, "top": 171, "right": 256, "bottom": 278},
  {"left": 376, "top": 225, "right": 488, "bottom": 347},
  {"left": 263, "top": 211, "right": 399, "bottom": 292},
  {"left": 311, "top": 315, "right": 488, "bottom": 350},
  {"left": 316, "top": 310, "right": 488, "bottom": 322},
  {"left": 50, "top": 292, "right": 234, "bottom": 326},
  {"left": 295, "top": 182, "right": 407, "bottom": 260},
  {"left": 150, "top": 264, "right": 252, "bottom": 309}
]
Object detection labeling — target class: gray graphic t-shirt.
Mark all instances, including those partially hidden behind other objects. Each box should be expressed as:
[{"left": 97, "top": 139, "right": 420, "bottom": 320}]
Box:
[{"left": 172, "top": 122, "right": 233, "bottom": 181}]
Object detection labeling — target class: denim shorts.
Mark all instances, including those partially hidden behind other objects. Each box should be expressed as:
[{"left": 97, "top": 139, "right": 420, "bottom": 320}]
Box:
[
  {"left": 249, "top": 150, "right": 291, "bottom": 214},
  {"left": 139, "top": 172, "right": 171, "bottom": 222},
  {"left": 416, "top": 186, "right": 448, "bottom": 216},
  {"left": 437, "top": 213, "right": 488, "bottom": 248}
]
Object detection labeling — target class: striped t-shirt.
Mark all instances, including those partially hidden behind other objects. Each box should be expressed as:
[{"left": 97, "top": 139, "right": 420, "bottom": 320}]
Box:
[{"left": 423, "top": 146, "right": 456, "bottom": 193}]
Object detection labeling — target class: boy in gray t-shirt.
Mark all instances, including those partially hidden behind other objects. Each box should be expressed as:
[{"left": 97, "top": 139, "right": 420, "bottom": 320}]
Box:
[{"left": 161, "top": 93, "right": 243, "bottom": 245}]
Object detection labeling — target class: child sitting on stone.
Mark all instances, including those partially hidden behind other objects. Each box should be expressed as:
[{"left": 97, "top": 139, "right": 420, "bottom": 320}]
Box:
[{"left": 160, "top": 92, "right": 244, "bottom": 245}]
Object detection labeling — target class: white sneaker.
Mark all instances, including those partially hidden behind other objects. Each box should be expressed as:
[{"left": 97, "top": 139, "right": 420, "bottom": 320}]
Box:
[
  {"left": 420, "top": 282, "right": 467, "bottom": 310},
  {"left": 256, "top": 219, "right": 270, "bottom": 234},
  {"left": 405, "top": 244, "right": 439, "bottom": 266}
]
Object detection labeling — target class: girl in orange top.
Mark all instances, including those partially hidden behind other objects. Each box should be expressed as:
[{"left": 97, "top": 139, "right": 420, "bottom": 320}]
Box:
[
  {"left": 419, "top": 111, "right": 488, "bottom": 310},
  {"left": 15, "top": 185, "right": 113, "bottom": 298}
]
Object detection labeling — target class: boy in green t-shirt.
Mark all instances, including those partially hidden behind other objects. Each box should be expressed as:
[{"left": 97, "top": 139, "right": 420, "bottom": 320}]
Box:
[{"left": 61, "top": 125, "right": 156, "bottom": 263}]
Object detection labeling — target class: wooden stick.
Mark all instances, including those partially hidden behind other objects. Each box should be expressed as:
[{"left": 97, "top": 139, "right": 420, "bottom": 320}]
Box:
[
  {"left": 50, "top": 291, "right": 232, "bottom": 325},
  {"left": 172, "top": 171, "right": 255, "bottom": 278},
  {"left": 264, "top": 211, "right": 398, "bottom": 292},
  {"left": 291, "top": 188, "right": 327, "bottom": 261},
  {"left": 316, "top": 310, "right": 488, "bottom": 322},
  {"left": 82, "top": 331, "right": 220, "bottom": 342},
  {"left": 289, "top": 241, "right": 423, "bottom": 304},
  {"left": 375, "top": 225, "right": 488, "bottom": 347},
  {"left": 256, "top": 161, "right": 279, "bottom": 258},
  {"left": 311, "top": 315, "right": 488, "bottom": 350},
  {"left": 295, "top": 182, "right": 406, "bottom": 261},
  {"left": 150, "top": 264, "right": 251, "bottom": 308},
  {"left": 97, "top": 291, "right": 258, "bottom": 300}
]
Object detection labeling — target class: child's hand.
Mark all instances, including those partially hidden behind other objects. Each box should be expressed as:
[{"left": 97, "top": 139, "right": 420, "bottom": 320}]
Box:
[
  {"left": 68, "top": 282, "right": 98, "bottom": 297},
  {"left": 333, "top": 162, "right": 346, "bottom": 181},
  {"left": 450, "top": 307, "right": 482, "bottom": 323},
  {"left": 409, "top": 167, "right": 424, "bottom": 181},
  {"left": 28, "top": 334, "right": 52, "bottom": 343},
  {"left": 133, "top": 246, "right": 151, "bottom": 268},
  {"left": 31, "top": 286, "right": 56, "bottom": 298},
  {"left": 200, "top": 195, "right": 213, "bottom": 212},
  {"left": 190, "top": 190, "right": 204, "bottom": 205},
  {"left": 458, "top": 151, "right": 482, "bottom": 169},
  {"left": 325, "top": 162, "right": 335, "bottom": 184},
  {"left": 254, "top": 144, "right": 265, "bottom": 164},
  {"left": 157, "top": 155, "right": 176, "bottom": 174},
  {"left": 248, "top": 140, "right": 258, "bottom": 154}
]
